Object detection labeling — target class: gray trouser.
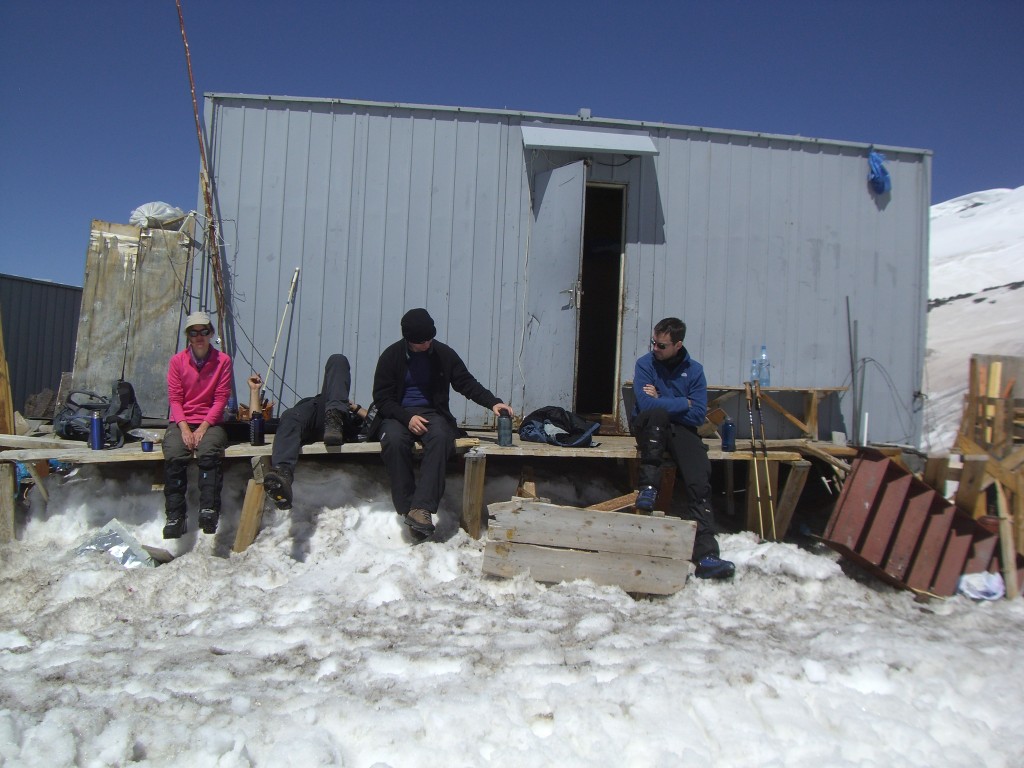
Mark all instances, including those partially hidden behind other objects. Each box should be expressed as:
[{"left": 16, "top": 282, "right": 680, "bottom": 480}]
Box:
[
  {"left": 162, "top": 423, "right": 229, "bottom": 517},
  {"left": 271, "top": 354, "right": 352, "bottom": 470}
]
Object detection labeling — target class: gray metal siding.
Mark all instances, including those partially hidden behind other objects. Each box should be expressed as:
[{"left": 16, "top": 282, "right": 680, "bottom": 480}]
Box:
[
  {"left": 204, "top": 94, "right": 929, "bottom": 443},
  {"left": 0, "top": 274, "right": 82, "bottom": 412}
]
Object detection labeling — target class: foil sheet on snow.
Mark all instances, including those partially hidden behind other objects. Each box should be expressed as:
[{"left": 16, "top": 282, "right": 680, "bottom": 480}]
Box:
[{"left": 75, "top": 519, "right": 156, "bottom": 569}]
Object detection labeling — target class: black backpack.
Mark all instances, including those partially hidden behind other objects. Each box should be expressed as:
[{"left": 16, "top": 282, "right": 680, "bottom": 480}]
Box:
[
  {"left": 518, "top": 406, "right": 600, "bottom": 448},
  {"left": 54, "top": 381, "right": 143, "bottom": 448}
]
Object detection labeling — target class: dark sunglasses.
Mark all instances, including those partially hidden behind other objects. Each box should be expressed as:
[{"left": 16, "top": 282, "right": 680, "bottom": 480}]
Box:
[
  {"left": 650, "top": 338, "right": 674, "bottom": 350},
  {"left": 187, "top": 328, "right": 213, "bottom": 338}
]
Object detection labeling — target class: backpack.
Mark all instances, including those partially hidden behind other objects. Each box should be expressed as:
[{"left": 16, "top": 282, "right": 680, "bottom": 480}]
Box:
[
  {"left": 54, "top": 381, "right": 143, "bottom": 448},
  {"left": 518, "top": 406, "right": 600, "bottom": 448}
]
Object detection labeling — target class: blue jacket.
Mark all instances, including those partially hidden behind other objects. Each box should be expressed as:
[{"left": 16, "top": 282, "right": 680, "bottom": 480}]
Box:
[{"left": 633, "top": 347, "right": 707, "bottom": 429}]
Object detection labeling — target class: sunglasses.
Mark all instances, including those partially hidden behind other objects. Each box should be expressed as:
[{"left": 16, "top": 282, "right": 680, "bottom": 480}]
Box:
[
  {"left": 650, "top": 338, "right": 674, "bottom": 350},
  {"left": 187, "top": 328, "right": 213, "bottom": 338}
]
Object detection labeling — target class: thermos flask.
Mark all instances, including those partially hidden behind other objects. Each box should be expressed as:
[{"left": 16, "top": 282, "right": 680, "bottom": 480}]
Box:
[
  {"left": 89, "top": 411, "right": 104, "bottom": 450},
  {"left": 250, "top": 413, "right": 265, "bottom": 446},
  {"left": 721, "top": 416, "right": 736, "bottom": 452},
  {"left": 497, "top": 413, "right": 513, "bottom": 446}
]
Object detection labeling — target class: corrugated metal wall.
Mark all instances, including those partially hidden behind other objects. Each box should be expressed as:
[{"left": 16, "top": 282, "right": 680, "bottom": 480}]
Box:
[
  {"left": 0, "top": 274, "right": 82, "bottom": 412},
  {"left": 203, "top": 94, "right": 930, "bottom": 444}
]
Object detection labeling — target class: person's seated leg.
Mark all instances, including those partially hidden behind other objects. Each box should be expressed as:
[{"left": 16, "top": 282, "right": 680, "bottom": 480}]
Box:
[
  {"left": 321, "top": 354, "right": 352, "bottom": 446},
  {"left": 263, "top": 463, "right": 294, "bottom": 510},
  {"left": 161, "top": 424, "right": 190, "bottom": 539},
  {"left": 404, "top": 413, "right": 456, "bottom": 536},
  {"left": 632, "top": 408, "right": 670, "bottom": 512},
  {"left": 380, "top": 418, "right": 417, "bottom": 519},
  {"left": 196, "top": 427, "right": 228, "bottom": 533}
]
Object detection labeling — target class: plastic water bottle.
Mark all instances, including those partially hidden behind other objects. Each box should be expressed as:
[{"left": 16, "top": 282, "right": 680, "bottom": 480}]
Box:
[
  {"left": 759, "top": 345, "right": 771, "bottom": 387},
  {"left": 720, "top": 416, "right": 736, "bottom": 452},
  {"left": 497, "top": 413, "right": 513, "bottom": 446},
  {"left": 749, "top": 359, "right": 760, "bottom": 384},
  {"left": 89, "top": 411, "right": 104, "bottom": 450}
]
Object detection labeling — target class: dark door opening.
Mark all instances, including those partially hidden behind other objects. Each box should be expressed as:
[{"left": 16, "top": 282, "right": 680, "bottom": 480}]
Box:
[{"left": 575, "top": 185, "right": 625, "bottom": 421}]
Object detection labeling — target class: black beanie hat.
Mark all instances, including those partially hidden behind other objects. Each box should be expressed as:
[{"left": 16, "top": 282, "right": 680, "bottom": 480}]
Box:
[{"left": 401, "top": 308, "right": 436, "bottom": 343}]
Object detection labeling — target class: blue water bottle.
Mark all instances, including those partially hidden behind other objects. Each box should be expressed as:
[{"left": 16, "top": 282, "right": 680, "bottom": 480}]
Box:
[
  {"left": 89, "top": 411, "right": 104, "bottom": 450},
  {"left": 250, "top": 413, "right": 265, "bottom": 446},
  {"left": 721, "top": 416, "right": 736, "bottom": 452}
]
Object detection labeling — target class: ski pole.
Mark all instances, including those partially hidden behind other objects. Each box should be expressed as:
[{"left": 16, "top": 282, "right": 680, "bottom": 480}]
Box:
[
  {"left": 264, "top": 267, "right": 300, "bottom": 411},
  {"left": 745, "top": 381, "right": 765, "bottom": 539},
  {"left": 754, "top": 381, "right": 777, "bottom": 540}
]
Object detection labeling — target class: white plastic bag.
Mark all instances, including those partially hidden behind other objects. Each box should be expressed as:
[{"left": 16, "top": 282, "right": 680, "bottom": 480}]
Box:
[{"left": 129, "top": 202, "right": 185, "bottom": 229}]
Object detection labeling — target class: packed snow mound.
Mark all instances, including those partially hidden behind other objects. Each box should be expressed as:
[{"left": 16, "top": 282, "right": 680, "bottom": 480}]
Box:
[{"left": 929, "top": 185, "right": 1024, "bottom": 300}]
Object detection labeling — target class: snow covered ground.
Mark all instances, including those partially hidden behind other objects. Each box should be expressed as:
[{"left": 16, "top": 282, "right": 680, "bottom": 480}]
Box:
[
  {"left": 0, "top": 188, "right": 1022, "bottom": 767},
  {"left": 922, "top": 185, "right": 1024, "bottom": 451}
]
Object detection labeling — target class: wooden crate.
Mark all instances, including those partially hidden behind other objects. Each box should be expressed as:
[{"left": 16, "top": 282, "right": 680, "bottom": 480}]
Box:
[{"left": 483, "top": 499, "right": 696, "bottom": 595}]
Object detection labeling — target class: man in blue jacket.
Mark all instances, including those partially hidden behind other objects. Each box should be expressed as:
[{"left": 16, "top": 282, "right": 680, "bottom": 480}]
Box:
[
  {"left": 372, "top": 308, "right": 513, "bottom": 538},
  {"left": 632, "top": 317, "right": 734, "bottom": 580}
]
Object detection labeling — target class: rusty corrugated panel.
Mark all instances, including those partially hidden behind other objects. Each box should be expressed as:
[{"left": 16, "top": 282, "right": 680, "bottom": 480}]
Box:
[{"left": 824, "top": 449, "right": 1003, "bottom": 597}]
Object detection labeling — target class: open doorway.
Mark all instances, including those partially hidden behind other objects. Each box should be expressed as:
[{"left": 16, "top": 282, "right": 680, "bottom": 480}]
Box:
[{"left": 575, "top": 184, "right": 625, "bottom": 426}]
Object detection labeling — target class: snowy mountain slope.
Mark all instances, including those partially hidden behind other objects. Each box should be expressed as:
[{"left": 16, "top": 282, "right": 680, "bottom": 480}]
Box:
[{"left": 922, "top": 186, "right": 1024, "bottom": 452}]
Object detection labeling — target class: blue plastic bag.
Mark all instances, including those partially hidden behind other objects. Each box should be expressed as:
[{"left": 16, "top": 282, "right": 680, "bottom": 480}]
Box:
[{"left": 868, "top": 150, "right": 891, "bottom": 195}]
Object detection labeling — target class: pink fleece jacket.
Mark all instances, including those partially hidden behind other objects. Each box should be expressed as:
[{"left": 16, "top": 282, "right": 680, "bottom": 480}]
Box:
[{"left": 167, "top": 347, "right": 233, "bottom": 425}]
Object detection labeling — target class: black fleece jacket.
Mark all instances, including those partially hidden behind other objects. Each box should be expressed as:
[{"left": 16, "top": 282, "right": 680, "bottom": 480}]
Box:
[{"left": 371, "top": 339, "right": 501, "bottom": 430}]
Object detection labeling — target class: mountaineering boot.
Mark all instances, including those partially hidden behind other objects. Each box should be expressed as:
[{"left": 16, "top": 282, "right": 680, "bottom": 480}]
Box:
[
  {"left": 635, "top": 485, "right": 658, "bottom": 513},
  {"left": 323, "top": 408, "right": 346, "bottom": 446},
  {"left": 198, "top": 508, "right": 219, "bottom": 534},
  {"left": 405, "top": 508, "right": 435, "bottom": 536},
  {"left": 264, "top": 465, "right": 294, "bottom": 510},
  {"left": 197, "top": 459, "right": 223, "bottom": 517},
  {"left": 695, "top": 555, "right": 736, "bottom": 580},
  {"left": 163, "top": 514, "right": 187, "bottom": 539}
]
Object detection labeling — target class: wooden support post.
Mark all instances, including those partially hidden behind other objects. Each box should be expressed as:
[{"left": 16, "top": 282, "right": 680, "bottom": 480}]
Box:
[
  {"left": 954, "top": 455, "right": 989, "bottom": 518},
  {"left": 995, "top": 482, "right": 1020, "bottom": 599},
  {"left": 516, "top": 465, "right": 537, "bottom": 498},
  {"left": 233, "top": 457, "right": 269, "bottom": 553},
  {"left": 0, "top": 463, "right": 15, "bottom": 542},
  {"left": 773, "top": 460, "right": 811, "bottom": 541},
  {"left": 923, "top": 454, "right": 949, "bottom": 494},
  {"left": 461, "top": 449, "right": 487, "bottom": 539},
  {"left": 25, "top": 462, "right": 49, "bottom": 504}
]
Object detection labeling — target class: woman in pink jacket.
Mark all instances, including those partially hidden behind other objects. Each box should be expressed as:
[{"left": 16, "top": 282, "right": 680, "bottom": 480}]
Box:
[{"left": 162, "top": 311, "right": 233, "bottom": 539}]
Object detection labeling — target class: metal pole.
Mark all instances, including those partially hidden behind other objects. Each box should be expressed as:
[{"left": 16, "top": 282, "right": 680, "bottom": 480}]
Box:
[{"left": 264, "top": 268, "right": 301, "bottom": 408}]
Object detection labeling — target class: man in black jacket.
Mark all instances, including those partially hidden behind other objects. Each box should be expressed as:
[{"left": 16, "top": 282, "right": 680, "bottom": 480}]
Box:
[{"left": 372, "top": 308, "right": 512, "bottom": 537}]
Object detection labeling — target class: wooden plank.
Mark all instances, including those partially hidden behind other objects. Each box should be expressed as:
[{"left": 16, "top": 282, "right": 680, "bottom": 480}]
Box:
[
  {"left": 773, "top": 460, "right": 810, "bottom": 541},
  {"left": 0, "top": 310, "right": 14, "bottom": 436},
  {"left": 995, "top": 482, "right": 1020, "bottom": 598},
  {"left": 756, "top": 390, "right": 810, "bottom": 436},
  {"left": 953, "top": 454, "right": 989, "bottom": 517},
  {"left": 232, "top": 479, "right": 266, "bottom": 553},
  {"left": 585, "top": 493, "right": 638, "bottom": 513},
  {"left": 516, "top": 465, "right": 537, "bottom": 498},
  {"left": 0, "top": 462, "right": 14, "bottom": 542},
  {"left": 482, "top": 540, "right": 689, "bottom": 595},
  {"left": 460, "top": 451, "right": 487, "bottom": 539},
  {"left": 487, "top": 500, "right": 695, "bottom": 561},
  {"left": 922, "top": 454, "right": 949, "bottom": 494}
]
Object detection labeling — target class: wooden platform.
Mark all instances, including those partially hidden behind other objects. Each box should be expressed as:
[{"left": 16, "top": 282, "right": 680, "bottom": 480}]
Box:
[{"left": 0, "top": 429, "right": 832, "bottom": 549}]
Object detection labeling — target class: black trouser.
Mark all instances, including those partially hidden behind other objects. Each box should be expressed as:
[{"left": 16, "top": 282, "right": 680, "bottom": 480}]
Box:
[
  {"left": 162, "top": 423, "right": 229, "bottom": 518},
  {"left": 379, "top": 407, "right": 457, "bottom": 516},
  {"left": 632, "top": 407, "right": 720, "bottom": 561},
  {"left": 271, "top": 354, "right": 352, "bottom": 470}
]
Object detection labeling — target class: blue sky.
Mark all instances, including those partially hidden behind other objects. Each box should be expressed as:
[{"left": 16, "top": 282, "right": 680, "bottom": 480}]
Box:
[{"left": 1, "top": 1, "right": 1021, "bottom": 286}]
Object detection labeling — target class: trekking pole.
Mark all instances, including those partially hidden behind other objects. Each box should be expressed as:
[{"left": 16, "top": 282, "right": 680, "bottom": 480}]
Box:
[
  {"left": 264, "top": 267, "right": 300, "bottom": 411},
  {"left": 744, "top": 382, "right": 765, "bottom": 539},
  {"left": 753, "top": 381, "right": 777, "bottom": 540}
]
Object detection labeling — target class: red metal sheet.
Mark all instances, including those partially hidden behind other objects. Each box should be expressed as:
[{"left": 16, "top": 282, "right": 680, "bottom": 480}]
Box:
[
  {"left": 905, "top": 504, "right": 955, "bottom": 592},
  {"left": 883, "top": 488, "right": 938, "bottom": 580},
  {"left": 824, "top": 453, "right": 891, "bottom": 549},
  {"left": 860, "top": 473, "right": 912, "bottom": 564},
  {"left": 930, "top": 513, "right": 975, "bottom": 597}
]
